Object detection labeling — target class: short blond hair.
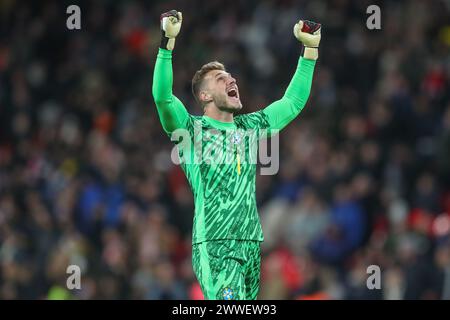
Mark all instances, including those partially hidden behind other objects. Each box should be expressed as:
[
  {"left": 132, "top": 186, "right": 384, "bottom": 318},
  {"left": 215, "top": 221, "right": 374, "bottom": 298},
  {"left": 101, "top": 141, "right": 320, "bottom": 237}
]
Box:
[{"left": 191, "top": 61, "right": 226, "bottom": 105}]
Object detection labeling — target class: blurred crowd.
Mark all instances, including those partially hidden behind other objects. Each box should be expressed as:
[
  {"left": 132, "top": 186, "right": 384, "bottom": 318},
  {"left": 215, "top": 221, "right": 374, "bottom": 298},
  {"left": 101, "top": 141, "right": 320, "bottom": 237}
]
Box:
[{"left": 1, "top": 0, "right": 450, "bottom": 299}]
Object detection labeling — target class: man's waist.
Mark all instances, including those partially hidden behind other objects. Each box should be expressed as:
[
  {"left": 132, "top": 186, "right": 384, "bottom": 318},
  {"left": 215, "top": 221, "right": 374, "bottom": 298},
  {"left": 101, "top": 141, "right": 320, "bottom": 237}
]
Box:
[{"left": 192, "top": 234, "right": 264, "bottom": 246}]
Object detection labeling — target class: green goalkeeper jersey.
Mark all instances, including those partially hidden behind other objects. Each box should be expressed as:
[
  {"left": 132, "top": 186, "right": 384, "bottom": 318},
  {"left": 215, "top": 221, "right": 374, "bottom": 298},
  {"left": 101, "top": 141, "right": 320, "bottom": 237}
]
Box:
[{"left": 152, "top": 48, "right": 316, "bottom": 244}]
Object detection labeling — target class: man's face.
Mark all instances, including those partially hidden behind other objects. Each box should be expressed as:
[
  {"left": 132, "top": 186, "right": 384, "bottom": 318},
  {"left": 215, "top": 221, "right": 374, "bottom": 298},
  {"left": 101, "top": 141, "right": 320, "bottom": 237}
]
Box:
[{"left": 202, "top": 70, "right": 242, "bottom": 112}]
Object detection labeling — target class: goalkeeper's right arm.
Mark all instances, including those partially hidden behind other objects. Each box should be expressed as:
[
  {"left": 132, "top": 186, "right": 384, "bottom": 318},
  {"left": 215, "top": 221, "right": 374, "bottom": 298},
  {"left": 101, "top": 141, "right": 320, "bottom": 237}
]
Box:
[{"left": 152, "top": 10, "right": 189, "bottom": 134}]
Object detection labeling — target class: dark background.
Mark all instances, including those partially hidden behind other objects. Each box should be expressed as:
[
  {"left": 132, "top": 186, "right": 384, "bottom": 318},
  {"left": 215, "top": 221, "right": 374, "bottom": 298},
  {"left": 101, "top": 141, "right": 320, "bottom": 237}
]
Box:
[{"left": 0, "top": 0, "right": 449, "bottom": 299}]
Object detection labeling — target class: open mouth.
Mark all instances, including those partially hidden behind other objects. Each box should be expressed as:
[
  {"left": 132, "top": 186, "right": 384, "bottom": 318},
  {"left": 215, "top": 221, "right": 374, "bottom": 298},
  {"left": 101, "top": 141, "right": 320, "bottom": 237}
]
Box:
[{"left": 227, "top": 87, "right": 239, "bottom": 99}]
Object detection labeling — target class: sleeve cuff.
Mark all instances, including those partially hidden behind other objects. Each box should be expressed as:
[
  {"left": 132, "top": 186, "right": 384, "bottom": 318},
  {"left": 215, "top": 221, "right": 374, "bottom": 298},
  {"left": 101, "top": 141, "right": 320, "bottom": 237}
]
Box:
[
  {"left": 299, "top": 56, "right": 316, "bottom": 69},
  {"left": 157, "top": 48, "right": 173, "bottom": 59}
]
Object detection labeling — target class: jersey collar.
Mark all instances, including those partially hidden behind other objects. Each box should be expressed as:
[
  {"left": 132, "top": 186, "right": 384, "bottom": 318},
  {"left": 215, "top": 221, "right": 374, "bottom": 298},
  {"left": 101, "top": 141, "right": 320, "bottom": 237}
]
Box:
[{"left": 203, "top": 115, "right": 236, "bottom": 130}]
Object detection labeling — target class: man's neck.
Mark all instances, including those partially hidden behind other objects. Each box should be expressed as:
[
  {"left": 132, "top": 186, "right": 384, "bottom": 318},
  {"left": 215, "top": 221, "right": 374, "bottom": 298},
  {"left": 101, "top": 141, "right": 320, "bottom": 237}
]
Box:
[{"left": 204, "top": 105, "right": 234, "bottom": 123}]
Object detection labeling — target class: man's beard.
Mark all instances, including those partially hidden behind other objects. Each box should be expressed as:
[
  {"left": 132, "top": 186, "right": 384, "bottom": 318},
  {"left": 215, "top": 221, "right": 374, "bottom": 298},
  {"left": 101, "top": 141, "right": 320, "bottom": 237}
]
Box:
[{"left": 213, "top": 94, "right": 242, "bottom": 113}]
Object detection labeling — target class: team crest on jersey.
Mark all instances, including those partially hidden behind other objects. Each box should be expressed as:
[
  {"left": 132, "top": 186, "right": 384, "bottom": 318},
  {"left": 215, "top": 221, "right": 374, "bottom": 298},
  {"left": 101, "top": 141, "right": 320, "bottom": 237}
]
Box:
[
  {"left": 231, "top": 132, "right": 241, "bottom": 145},
  {"left": 222, "top": 287, "right": 234, "bottom": 300}
]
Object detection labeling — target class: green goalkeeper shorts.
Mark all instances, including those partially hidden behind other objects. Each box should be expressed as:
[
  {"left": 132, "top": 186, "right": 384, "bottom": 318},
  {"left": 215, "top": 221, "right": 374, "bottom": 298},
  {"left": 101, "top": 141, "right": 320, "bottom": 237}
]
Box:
[{"left": 192, "top": 239, "right": 261, "bottom": 300}]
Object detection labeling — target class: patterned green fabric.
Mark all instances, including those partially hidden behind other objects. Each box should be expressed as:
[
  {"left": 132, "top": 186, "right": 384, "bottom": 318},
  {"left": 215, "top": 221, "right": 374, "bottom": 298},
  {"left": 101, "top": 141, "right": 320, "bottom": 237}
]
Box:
[
  {"left": 192, "top": 240, "right": 261, "bottom": 300},
  {"left": 177, "top": 113, "right": 269, "bottom": 244}
]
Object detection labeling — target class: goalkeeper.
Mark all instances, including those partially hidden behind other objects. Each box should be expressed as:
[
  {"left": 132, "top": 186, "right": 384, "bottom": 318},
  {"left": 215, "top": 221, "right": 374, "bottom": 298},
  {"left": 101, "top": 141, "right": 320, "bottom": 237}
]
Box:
[{"left": 152, "top": 10, "right": 321, "bottom": 300}]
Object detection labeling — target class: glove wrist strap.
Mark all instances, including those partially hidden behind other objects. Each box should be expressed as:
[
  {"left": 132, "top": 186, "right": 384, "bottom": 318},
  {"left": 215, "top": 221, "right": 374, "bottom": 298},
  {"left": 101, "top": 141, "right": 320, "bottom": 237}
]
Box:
[
  {"left": 160, "top": 31, "right": 176, "bottom": 50},
  {"left": 302, "top": 46, "right": 318, "bottom": 60}
]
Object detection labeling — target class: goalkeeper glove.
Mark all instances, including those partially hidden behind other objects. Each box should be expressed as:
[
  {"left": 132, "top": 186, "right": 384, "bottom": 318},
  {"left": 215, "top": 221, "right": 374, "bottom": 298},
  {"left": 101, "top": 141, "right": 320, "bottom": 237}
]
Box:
[
  {"left": 160, "top": 10, "right": 182, "bottom": 51},
  {"left": 294, "top": 20, "right": 321, "bottom": 60}
]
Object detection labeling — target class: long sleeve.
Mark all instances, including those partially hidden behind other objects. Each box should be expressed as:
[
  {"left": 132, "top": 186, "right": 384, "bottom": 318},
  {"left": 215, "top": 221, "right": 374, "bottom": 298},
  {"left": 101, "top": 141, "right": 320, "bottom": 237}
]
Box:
[
  {"left": 262, "top": 57, "right": 316, "bottom": 130},
  {"left": 152, "top": 48, "right": 190, "bottom": 134}
]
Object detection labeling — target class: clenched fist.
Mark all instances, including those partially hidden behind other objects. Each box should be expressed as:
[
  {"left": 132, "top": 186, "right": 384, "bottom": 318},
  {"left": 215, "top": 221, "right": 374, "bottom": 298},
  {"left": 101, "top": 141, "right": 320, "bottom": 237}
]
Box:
[
  {"left": 293, "top": 20, "right": 321, "bottom": 60},
  {"left": 160, "top": 10, "right": 183, "bottom": 50}
]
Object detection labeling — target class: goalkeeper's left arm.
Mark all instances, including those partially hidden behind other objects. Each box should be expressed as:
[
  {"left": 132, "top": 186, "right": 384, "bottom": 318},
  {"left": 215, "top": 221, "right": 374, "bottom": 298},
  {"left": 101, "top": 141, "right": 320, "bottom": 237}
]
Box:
[{"left": 262, "top": 20, "right": 321, "bottom": 131}]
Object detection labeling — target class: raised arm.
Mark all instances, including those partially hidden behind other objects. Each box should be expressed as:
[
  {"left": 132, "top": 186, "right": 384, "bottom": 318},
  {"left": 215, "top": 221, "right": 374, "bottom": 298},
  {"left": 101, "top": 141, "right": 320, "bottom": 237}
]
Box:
[
  {"left": 152, "top": 10, "right": 189, "bottom": 134},
  {"left": 262, "top": 20, "right": 321, "bottom": 131}
]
